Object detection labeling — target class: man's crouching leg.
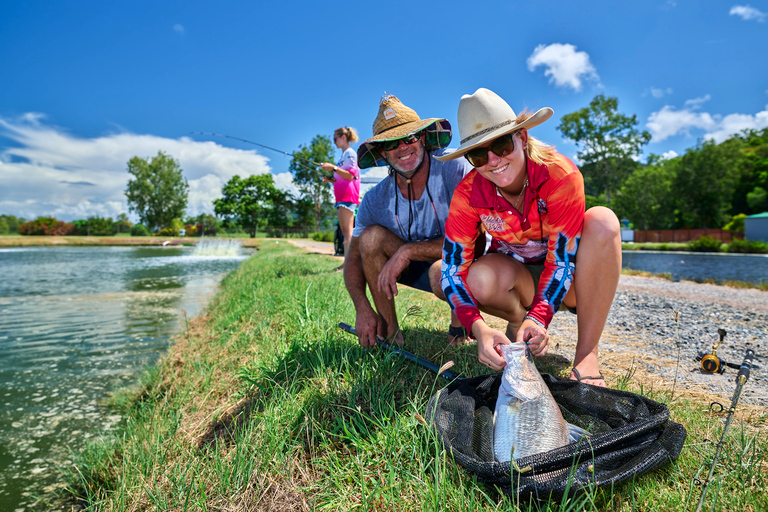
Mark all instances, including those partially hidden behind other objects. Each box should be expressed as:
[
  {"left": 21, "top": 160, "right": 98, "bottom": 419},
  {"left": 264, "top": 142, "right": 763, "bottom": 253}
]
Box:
[{"left": 358, "top": 225, "right": 406, "bottom": 344}]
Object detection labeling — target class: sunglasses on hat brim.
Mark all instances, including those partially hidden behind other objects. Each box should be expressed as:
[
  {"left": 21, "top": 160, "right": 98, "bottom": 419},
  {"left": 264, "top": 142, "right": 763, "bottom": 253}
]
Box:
[
  {"left": 464, "top": 132, "right": 519, "bottom": 167},
  {"left": 376, "top": 131, "right": 423, "bottom": 152}
]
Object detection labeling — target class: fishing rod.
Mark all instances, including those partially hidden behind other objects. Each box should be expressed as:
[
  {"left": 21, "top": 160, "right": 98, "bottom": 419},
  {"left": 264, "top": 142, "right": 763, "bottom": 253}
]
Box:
[
  {"left": 191, "top": 131, "right": 334, "bottom": 180},
  {"left": 694, "top": 348, "right": 756, "bottom": 512},
  {"left": 338, "top": 322, "right": 461, "bottom": 382}
]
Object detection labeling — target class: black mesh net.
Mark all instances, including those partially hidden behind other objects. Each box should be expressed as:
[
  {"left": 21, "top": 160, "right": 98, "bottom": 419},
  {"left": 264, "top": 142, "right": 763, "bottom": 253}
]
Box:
[{"left": 425, "top": 373, "right": 687, "bottom": 499}]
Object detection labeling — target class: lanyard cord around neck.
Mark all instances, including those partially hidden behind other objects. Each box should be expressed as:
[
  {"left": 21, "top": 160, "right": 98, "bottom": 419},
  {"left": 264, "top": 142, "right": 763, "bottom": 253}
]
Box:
[{"left": 394, "top": 164, "right": 441, "bottom": 242}]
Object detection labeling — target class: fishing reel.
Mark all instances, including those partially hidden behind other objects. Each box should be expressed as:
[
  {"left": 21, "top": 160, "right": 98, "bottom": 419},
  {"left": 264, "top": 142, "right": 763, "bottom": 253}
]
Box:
[{"left": 695, "top": 328, "right": 744, "bottom": 374}]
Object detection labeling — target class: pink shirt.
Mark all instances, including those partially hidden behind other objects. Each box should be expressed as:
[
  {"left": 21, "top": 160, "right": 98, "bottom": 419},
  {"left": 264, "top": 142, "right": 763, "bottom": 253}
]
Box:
[{"left": 333, "top": 147, "right": 360, "bottom": 204}]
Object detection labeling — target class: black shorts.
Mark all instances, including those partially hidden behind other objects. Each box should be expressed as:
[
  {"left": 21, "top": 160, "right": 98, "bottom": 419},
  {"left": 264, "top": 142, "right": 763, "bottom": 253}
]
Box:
[{"left": 399, "top": 260, "right": 435, "bottom": 293}]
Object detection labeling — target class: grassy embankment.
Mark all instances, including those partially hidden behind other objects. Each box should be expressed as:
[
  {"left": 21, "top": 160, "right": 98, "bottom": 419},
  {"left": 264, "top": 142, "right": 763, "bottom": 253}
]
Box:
[{"left": 61, "top": 241, "right": 767, "bottom": 511}]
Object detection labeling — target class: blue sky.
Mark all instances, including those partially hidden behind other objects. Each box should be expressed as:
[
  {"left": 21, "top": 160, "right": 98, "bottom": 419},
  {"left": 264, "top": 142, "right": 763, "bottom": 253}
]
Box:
[{"left": 1, "top": 0, "right": 767, "bottom": 221}]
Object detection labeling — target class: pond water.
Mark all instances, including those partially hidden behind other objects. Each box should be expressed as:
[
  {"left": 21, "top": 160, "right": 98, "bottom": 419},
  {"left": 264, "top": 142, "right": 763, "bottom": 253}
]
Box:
[
  {"left": 622, "top": 250, "right": 768, "bottom": 284},
  {"left": 0, "top": 241, "right": 249, "bottom": 511}
]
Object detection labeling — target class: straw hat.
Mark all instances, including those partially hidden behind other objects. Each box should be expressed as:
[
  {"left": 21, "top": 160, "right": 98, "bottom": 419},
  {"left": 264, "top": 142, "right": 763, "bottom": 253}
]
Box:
[
  {"left": 435, "top": 88, "right": 553, "bottom": 162},
  {"left": 357, "top": 94, "right": 452, "bottom": 169}
]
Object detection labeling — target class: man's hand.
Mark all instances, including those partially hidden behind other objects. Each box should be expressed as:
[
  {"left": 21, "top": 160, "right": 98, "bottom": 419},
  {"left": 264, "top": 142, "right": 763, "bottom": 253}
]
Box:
[
  {"left": 377, "top": 245, "right": 410, "bottom": 300},
  {"left": 516, "top": 318, "right": 550, "bottom": 356},
  {"left": 354, "top": 305, "right": 381, "bottom": 348}
]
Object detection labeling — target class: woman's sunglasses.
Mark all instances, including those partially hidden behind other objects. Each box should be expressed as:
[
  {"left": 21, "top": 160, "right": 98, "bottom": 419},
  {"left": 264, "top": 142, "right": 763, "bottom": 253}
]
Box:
[
  {"left": 377, "top": 131, "right": 422, "bottom": 152},
  {"left": 464, "top": 132, "right": 518, "bottom": 167}
]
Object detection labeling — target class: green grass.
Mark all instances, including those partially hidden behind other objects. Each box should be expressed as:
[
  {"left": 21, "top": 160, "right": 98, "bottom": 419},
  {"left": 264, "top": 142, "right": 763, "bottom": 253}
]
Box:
[{"left": 61, "top": 241, "right": 768, "bottom": 511}]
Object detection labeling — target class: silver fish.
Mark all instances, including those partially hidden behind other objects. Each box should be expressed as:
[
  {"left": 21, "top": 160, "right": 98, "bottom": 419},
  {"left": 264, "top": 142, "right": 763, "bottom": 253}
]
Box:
[{"left": 493, "top": 343, "right": 580, "bottom": 463}]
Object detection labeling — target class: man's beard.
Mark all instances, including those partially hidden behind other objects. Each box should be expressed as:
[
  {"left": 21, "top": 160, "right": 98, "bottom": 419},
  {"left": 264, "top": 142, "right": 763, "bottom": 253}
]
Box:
[{"left": 385, "top": 146, "right": 426, "bottom": 178}]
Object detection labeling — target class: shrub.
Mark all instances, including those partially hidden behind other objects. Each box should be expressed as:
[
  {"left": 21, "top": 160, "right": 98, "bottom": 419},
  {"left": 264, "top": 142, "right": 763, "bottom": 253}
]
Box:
[
  {"left": 686, "top": 235, "right": 723, "bottom": 252},
  {"left": 311, "top": 231, "right": 333, "bottom": 242},
  {"left": 723, "top": 213, "right": 747, "bottom": 234},
  {"left": 18, "top": 217, "right": 75, "bottom": 236},
  {"left": 184, "top": 224, "right": 198, "bottom": 237},
  {"left": 157, "top": 227, "right": 176, "bottom": 237},
  {"left": 130, "top": 224, "right": 150, "bottom": 236},
  {"left": 727, "top": 238, "right": 768, "bottom": 254}
]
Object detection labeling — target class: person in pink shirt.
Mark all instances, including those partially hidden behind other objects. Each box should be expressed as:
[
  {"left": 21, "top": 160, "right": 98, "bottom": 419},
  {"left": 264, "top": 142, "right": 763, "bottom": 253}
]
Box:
[{"left": 320, "top": 126, "right": 361, "bottom": 260}]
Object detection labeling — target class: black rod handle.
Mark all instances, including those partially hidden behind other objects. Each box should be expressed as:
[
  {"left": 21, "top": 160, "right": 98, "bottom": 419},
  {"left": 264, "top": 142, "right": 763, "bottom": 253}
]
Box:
[
  {"left": 738, "top": 349, "right": 756, "bottom": 381},
  {"left": 338, "top": 322, "right": 460, "bottom": 381}
]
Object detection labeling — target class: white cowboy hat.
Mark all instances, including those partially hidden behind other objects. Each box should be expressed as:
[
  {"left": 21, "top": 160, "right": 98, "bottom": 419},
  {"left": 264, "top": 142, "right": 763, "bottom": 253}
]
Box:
[{"left": 435, "top": 88, "right": 553, "bottom": 162}]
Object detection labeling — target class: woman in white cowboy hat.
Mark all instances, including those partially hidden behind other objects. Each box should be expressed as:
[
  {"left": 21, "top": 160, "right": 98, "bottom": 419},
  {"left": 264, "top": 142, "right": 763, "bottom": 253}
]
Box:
[{"left": 437, "top": 88, "right": 621, "bottom": 387}]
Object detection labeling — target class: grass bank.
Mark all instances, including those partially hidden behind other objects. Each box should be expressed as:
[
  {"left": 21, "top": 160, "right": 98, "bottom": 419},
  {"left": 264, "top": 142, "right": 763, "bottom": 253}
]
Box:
[{"left": 63, "top": 242, "right": 767, "bottom": 511}]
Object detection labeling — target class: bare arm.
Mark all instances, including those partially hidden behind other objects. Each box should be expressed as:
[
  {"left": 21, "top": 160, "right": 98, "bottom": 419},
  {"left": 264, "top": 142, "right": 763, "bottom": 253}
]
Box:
[
  {"left": 319, "top": 163, "right": 356, "bottom": 181},
  {"left": 343, "top": 236, "right": 379, "bottom": 348},
  {"left": 377, "top": 237, "right": 443, "bottom": 300}
]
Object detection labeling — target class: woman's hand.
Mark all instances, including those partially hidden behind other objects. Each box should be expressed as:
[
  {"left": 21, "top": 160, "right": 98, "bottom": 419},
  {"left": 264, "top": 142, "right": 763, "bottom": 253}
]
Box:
[
  {"left": 472, "top": 321, "right": 510, "bottom": 371},
  {"left": 516, "top": 318, "right": 550, "bottom": 356},
  {"left": 320, "top": 162, "right": 335, "bottom": 173}
]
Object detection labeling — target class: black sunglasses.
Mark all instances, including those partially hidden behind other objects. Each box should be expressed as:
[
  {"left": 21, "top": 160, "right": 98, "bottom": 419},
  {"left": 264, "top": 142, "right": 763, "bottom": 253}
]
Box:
[
  {"left": 464, "top": 132, "right": 518, "bottom": 167},
  {"left": 377, "top": 131, "right": 422, "bottom": 152}
]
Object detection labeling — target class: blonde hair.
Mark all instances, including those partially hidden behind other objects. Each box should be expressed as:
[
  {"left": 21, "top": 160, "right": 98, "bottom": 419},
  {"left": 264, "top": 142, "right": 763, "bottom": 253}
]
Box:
[
  {"left": 334, "top": 126, "right": 359, "bottom": 143},
  {"left": 515, "top": 109, "right": 556, "bottom": 164}
]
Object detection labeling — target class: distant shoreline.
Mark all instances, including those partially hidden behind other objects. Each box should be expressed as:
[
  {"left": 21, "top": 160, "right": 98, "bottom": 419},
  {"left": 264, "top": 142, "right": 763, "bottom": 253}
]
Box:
[{"left": 0, "top": 235, "right": 261, "bottom": 247}]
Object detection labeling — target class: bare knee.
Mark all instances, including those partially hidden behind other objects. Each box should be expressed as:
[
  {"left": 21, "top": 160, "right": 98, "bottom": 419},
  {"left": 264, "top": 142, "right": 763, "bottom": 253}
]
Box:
[
  {"left": 466, "top": 258, "right": 507, "bottom": 305},
  {"left": 358, "top": 225, "right": 399, "bottom": 258},
  {"left": 584, "top": 207, "right": 620, "bottom": 245}
]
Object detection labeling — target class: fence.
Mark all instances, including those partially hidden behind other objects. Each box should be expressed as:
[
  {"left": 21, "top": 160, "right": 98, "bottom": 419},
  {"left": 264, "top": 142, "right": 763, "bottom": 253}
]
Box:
[{"left": 632, "top": 228, "right": 741, "bottom": 243}]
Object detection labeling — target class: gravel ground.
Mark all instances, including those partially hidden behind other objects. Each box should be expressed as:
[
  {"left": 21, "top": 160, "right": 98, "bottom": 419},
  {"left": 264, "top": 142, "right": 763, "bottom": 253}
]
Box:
[
  {"left": 285, "top": 240, "right": 768, "bottom": 410},
  {"left": 549, "top": 275, "right": 768, "bottom": 409}
]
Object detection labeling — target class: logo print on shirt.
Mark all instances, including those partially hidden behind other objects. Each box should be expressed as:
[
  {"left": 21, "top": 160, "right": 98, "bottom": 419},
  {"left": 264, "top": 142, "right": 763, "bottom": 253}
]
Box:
[{"left": 480, "top": 214, "right": 506, "bottom": 232}]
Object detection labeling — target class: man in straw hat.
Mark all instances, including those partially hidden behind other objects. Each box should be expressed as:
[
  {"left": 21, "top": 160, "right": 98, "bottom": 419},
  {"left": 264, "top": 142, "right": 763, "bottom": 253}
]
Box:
[
  {"left": 344, "top": 94, "right": 473, "bottom": 348},
  {"left": 437, "top": 88, "right": 622, "bottom": 387}
]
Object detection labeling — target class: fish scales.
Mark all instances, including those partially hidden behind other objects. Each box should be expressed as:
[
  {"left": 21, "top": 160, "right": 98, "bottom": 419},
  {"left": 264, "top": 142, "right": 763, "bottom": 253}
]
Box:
[{"left": 493, "top": 343, "right": 571, "bottom": 463}]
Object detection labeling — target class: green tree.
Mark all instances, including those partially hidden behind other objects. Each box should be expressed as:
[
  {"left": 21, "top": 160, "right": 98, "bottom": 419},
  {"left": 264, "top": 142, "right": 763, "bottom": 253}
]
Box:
[
  {"left": 214, "top": 174, "right": 287, "bottom": 238},
  {"left": 558, "top": 95, "right": 651, "bottom": 203},
  {"left": 125, "top": 151, "right": 189, "bottom": 231},
  {"left": 672, "top": 139, "right": 741, "bottom": 228},
  {"left": 114, "top": 213, "right": 132, "bottom": 234},
  {"left": 613, "top": 157, "right": 677, "bottom": 230},
  {"left": 289, "top": 135, "right": 335, "bottom": 231},
  {"left": 0, "top": 214, "right": 26, "bottom": 234}
]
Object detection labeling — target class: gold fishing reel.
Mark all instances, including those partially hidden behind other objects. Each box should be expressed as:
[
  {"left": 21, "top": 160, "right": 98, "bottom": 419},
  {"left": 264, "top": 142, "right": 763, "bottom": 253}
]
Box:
[
  {"left": 696, "top": 329, "right": 727, "bottom": 374},
  {"left": 695, "top": 328, "right": 748, "bottom": 374}
]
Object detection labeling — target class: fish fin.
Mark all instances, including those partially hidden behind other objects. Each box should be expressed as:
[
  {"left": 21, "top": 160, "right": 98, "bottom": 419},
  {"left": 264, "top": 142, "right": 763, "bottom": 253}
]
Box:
[{"left": 567, "top": 422, "right": 589, "bottom": 443}]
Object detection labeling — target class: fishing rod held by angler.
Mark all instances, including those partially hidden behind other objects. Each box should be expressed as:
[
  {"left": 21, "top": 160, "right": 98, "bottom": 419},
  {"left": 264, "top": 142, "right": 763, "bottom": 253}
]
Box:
[
  {"left": 191, "top": 131, "right": 323, "bottom": 166},
  {"left": 191, "top": 131, "right": 335, "bottom": 181},
  {"left": 338, "top": 322, "right": 461, "bottom": 382},
  {"left": 694, "top": 348, "right": 756, "bottom": 512}
]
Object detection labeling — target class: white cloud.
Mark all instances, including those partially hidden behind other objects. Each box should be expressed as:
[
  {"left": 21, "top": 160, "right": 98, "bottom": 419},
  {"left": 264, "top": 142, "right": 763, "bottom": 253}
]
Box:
[
  {"left": 704, "top": 108, "right": 768, "bottom": 142},
  {"left": 684, "top": 94, "right": 711, "bottom": 108},
  {"left": 646, "top": 101, "right": 768, "bottom": 142},
  {"left": 648, "top": 87, "right": 673, "bottom": 99},
  {"left": 527, "top": 43, "right": 599, "bottom": 91},
  {"left": 173, "top": 24, "right": 185, "bottom": 34},
  {"left": 729, "top": 5, "right": 767, "bottom": 22},
  {"left": 0, "top": 114, "right": 291, "bottom": 221},
  {"left": 661, "top": 150, "right": 679, "bottom": 160}
]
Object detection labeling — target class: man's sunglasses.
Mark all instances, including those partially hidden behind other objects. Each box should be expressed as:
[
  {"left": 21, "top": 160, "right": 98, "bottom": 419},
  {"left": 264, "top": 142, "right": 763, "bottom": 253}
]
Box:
[
  {"left": 464, "top": 132, "right": 518, "bottom": 167},
  {"left": 377, "top": 132, "right": 422, "bottom": 152}
]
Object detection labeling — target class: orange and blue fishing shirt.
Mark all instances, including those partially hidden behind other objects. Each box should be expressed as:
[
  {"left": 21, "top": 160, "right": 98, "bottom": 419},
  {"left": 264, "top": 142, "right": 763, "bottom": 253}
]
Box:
[{"left": 441, "top": 153, "right": 585, "bottom": 333}]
